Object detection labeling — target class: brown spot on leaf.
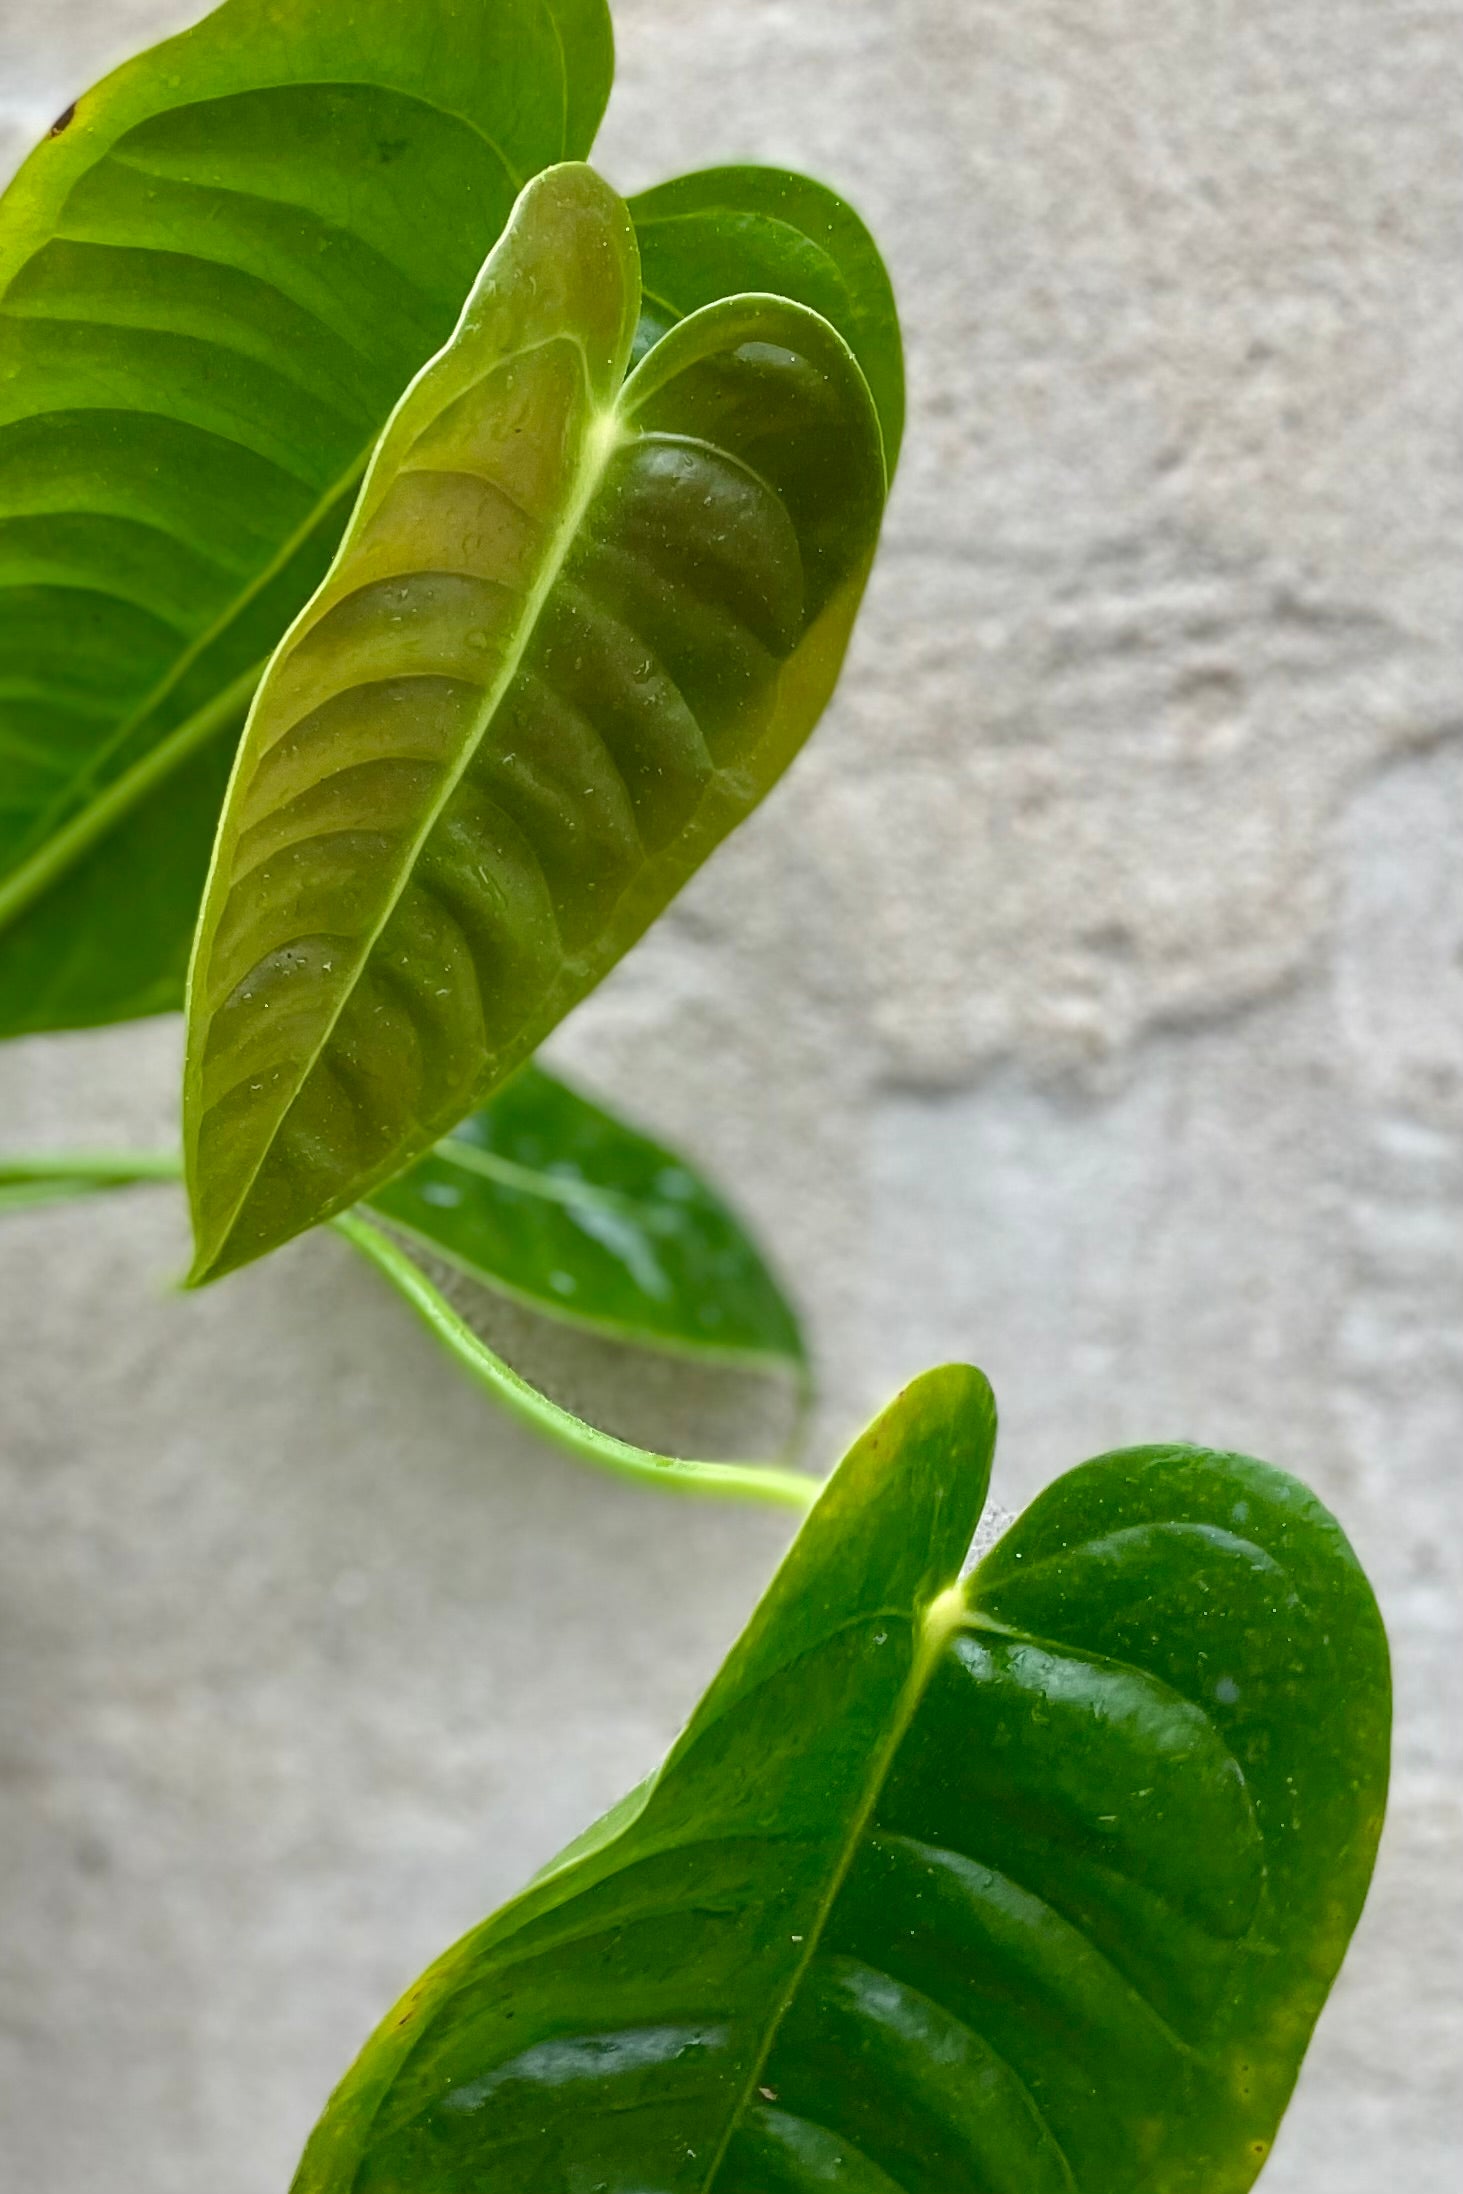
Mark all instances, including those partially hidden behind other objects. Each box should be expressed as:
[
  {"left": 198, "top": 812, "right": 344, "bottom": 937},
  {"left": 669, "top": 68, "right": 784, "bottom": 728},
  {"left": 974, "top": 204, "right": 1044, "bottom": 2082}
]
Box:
[{"left": 49, "top": 102, "right": 77, "bottom": 137}]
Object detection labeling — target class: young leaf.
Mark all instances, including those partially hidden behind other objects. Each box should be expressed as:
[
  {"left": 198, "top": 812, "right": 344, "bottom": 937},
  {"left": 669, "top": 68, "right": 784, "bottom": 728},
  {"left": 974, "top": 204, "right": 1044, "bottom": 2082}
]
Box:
[
  {"left": 0, "top": 0, "right": 613, "bottom": 1037},
  {"left": 183, "top": 162, "right": 886, "bottom": 1285},
  {"left": 630, "top": 165, "right": 905, "bottom": 475},
  {"left": 370, "top": 1061, "right": 806, "bottom": 1370},
  {"left": 290, "top": 1367, "right": 1389, "bottom": 2194}
]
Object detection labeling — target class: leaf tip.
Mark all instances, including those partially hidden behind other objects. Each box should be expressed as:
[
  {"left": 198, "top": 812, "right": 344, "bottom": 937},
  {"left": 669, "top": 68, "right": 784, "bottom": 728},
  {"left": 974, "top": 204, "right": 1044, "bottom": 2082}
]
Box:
[
  {"left": 896, "top": 1359, "right": 998, "bottom": 1446},
  {"left": 179, "top": 1245, "right": 220, "bottom": 1292}
]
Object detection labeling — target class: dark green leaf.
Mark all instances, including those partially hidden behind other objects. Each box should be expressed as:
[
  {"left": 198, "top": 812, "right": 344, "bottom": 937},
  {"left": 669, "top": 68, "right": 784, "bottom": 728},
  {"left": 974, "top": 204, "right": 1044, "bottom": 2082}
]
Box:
[
  {"left": 370, "top": 1061, "right": 805, "bottom": 1368},
  {"left": 183, "top": 161, "right": 886, "bottom": 1284},
  {"left": 629, "top": 165, "right": 905, "bottom": 474},
  {"left": 0, "top": 0, "right": 613, "bottom": 1037},
  {"left": 290, "top": 1366, "right": 1390, "bottom": 2194}
]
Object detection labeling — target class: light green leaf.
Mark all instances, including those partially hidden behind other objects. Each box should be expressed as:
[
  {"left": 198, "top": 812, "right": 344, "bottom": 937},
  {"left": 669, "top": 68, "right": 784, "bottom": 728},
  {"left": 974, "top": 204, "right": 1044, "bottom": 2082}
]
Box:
[
  {"left": 183, "top": 160, "right": 886, "bottom": 1285},
  {"left": 630, "top": 164, "right": 904, "bottom": 475},
  {"left": 290, "top": 1366, "right": 1390, "bottom": 2194},
  {"left": 0, "top": 0, "right": 613, "bottom": 1037},
  {"left": 370, "top": 1059, "right": 805, "bottom": 1369}
]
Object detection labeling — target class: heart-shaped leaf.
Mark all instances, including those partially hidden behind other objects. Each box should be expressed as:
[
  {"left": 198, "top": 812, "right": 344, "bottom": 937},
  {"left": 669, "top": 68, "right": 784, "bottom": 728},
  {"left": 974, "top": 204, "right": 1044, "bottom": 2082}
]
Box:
[
  {"left": 0, "top": 0, "right": 613, "bottom": 1037},
  {"left": 290, "top": 1365, "right": 1389, "bottom": 2194},
  {"left": 629, "top": 165, "right": 904, "bottom": 474},
  {"left": 370, "top": 1060, "right": 805, "bottom": 1370},
  {"left": 183, "top": 161, "right": 886, "bottom": 1284}
]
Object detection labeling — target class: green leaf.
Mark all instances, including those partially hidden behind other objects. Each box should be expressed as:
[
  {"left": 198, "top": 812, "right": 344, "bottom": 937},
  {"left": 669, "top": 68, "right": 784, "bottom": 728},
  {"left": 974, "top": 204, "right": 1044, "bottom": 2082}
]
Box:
[
  {"left": 0, "top": 118, "right": 900, "bottom": 1046},
  {"left": 629, "top": 165, "right": 905, "bottom": 476},
  {"left": 0, "top": 0, "right": 613, "bottom": 1037},
  {"left": 290, "top": 1366, "right": 1390, "bottom": 2194},
  {"left": 370, "top": 1060, "right": 805, "bottom": 1369},
  {"left": 183, "top": 161, "right": 886, "bottom": 1285}
]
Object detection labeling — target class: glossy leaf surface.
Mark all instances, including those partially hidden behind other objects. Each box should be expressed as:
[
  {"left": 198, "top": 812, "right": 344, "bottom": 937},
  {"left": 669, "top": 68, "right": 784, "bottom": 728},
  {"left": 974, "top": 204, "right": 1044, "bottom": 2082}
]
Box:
[
  {"left": 629, "top": 165, "right": 904, "bottom": 474},
  {"left": 0, "top": 0, "right": 612, "bottom": 1036},
  {"left": 291, "top": 1368, "right": 1389, "bottom": 2194},
  {"left": 371, "top": 1060, "right": 804, "bottom": 1367},
  {"left": 184, "top": 162, "right": 885, "bottom": 1283}
]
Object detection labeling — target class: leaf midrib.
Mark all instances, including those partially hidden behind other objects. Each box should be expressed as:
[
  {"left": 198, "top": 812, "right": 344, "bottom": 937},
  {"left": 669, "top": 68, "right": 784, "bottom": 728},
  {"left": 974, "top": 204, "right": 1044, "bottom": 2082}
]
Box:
[
  {"left": 192, "top": 342, "right": 627, "bottom": 1270},
  {"left": 698, "top": 1585, "right": 971, "bottom": 2192},
  {"left": 432, "top": 1131, "right": 684, "bottom": 1219}
]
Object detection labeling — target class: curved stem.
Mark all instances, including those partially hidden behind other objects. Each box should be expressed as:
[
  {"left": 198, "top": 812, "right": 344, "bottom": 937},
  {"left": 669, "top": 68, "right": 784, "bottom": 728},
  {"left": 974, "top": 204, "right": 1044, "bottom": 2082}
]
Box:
[
  {"left": 0, "top": 1149, "right": 824, "bottom": 1509},
  {"left": 333, "top": 1212, "right": 822, "bottom": 1511}
]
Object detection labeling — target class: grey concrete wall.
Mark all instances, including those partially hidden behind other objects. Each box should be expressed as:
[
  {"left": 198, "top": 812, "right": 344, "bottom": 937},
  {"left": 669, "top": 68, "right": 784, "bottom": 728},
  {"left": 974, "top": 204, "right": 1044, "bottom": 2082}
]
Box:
[{"left": 2, "top": 2, "right": 1460, "bottom": 2187}]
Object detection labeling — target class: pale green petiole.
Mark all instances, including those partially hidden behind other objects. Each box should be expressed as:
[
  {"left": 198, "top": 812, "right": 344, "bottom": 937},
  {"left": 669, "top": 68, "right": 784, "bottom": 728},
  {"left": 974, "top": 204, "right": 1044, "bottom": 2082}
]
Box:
[
  {"left": 333, "top": 1211, "right": 821, "bottom": 1510},
  {"left": 0, "top": 1152, "right": 821, "bottom": 1509}
]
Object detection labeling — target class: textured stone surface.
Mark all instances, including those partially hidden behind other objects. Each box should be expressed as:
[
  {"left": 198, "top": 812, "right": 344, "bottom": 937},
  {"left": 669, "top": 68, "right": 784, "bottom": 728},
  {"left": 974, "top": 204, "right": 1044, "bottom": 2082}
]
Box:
[{"left": 2, "top": 1, "right": 1460, "bottom": 2187}]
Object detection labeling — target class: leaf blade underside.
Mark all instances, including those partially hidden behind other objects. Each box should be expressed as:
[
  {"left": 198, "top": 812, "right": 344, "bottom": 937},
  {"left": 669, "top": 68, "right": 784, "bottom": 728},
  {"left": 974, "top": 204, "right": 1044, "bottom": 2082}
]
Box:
[
  {"left": 0, "top": 0, "right": 613, "bottom": 1036},
  {"left": 289, "top": 1370, "right": 1390, "bottom": 2194},
  {"left": 183, "top": 160, "right": 887, "bottom": 1283},
  {"left": 370, "top": 1059, "right": 806, "bottom": 1368}
]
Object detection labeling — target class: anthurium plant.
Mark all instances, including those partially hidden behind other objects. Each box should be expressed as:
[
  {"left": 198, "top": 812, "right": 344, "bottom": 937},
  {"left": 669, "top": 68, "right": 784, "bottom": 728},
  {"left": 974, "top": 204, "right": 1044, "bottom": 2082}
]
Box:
[{"left": 0, "top": 4, "right": 1390, "bottom": 2188}]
